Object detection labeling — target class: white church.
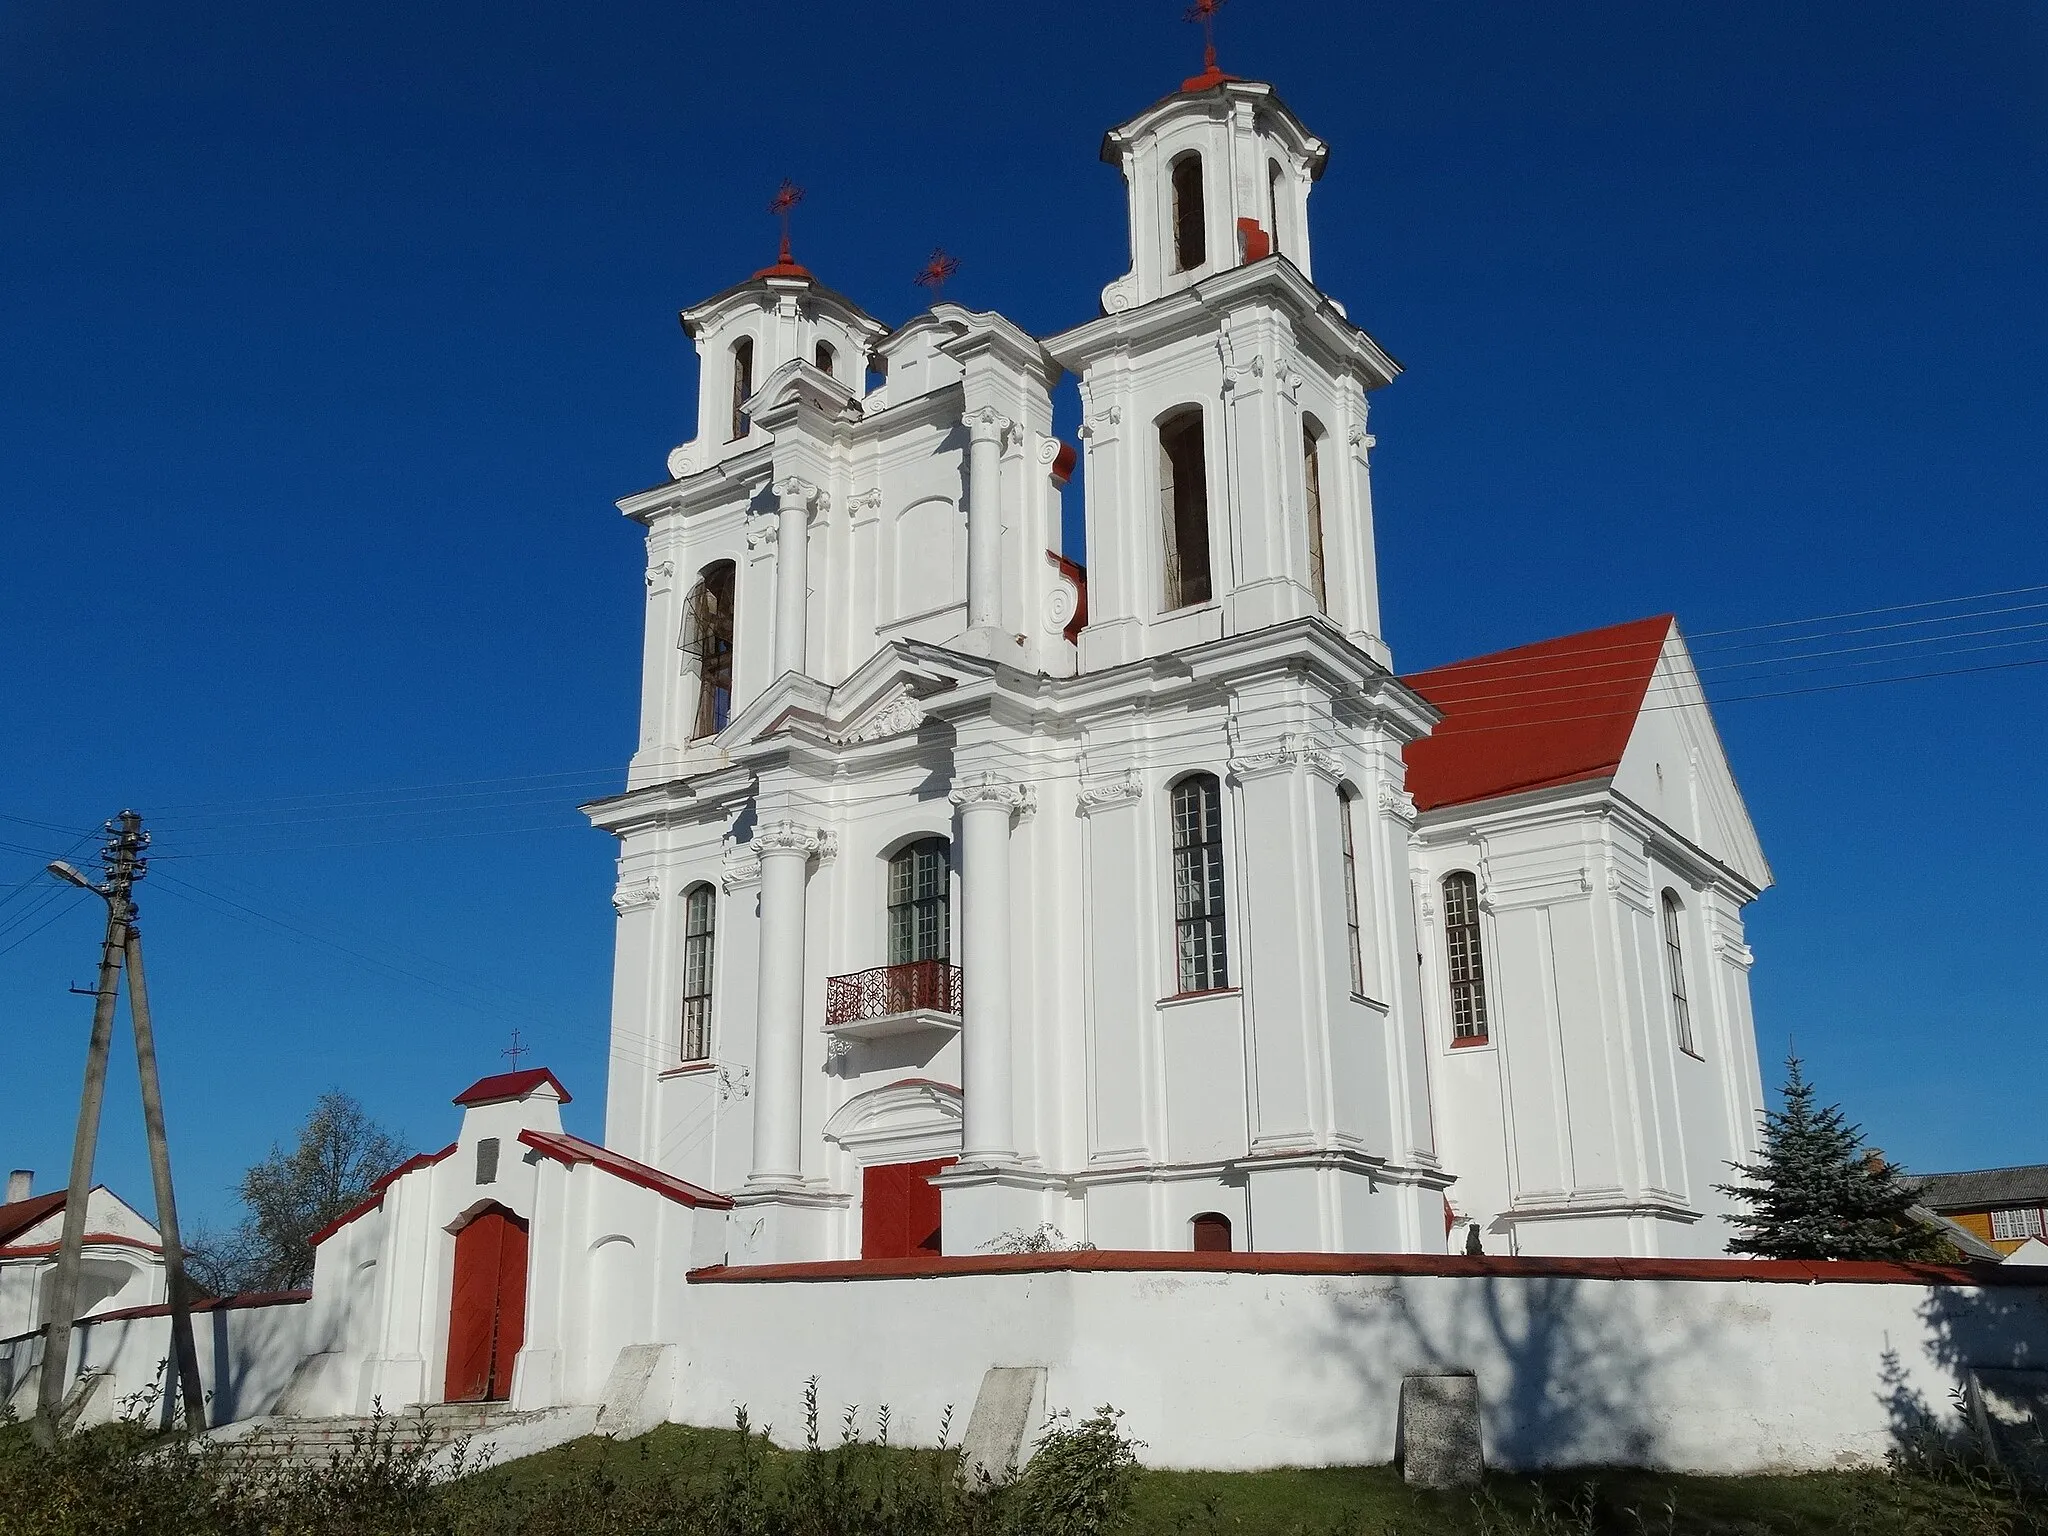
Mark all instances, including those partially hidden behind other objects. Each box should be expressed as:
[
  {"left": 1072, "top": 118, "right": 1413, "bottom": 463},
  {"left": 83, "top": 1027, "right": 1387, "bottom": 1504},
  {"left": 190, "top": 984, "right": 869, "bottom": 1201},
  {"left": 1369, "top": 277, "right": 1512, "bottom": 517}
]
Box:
[{"left": 283, "top": 60, "right": 1778, "bottom": 1418}]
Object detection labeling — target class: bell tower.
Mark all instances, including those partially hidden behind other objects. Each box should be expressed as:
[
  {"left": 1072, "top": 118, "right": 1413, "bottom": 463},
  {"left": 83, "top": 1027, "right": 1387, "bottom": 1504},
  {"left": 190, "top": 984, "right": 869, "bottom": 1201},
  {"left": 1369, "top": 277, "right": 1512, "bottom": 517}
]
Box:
[
  {"left": 1048, "top": 74, "right": 1398, "bottom": 674},
  {"left": 1098, "top": 75, "right": 1328, "bottom": 317}
]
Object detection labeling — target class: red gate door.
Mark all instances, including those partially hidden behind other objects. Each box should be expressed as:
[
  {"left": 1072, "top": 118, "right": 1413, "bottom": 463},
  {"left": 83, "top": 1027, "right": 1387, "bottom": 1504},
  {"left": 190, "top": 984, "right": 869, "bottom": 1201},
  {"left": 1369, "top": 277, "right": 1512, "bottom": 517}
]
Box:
[
  {"left": 444, "top": 1206, "right": 529, "bottom": 1402},
  {"left": 860, "top": 1159, "right": 955, "bottom": 1260}
]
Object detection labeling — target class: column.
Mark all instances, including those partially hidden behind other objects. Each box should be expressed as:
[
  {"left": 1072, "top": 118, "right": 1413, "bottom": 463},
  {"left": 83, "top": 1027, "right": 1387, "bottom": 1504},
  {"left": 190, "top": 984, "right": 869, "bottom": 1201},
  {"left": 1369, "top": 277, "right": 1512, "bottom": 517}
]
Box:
[
  {"left": 769, "top": 476, "right": 817, "bottom": 677},
  {"left": 964, "top": 408, "right": 1012, "bottom": 633},
  {"left": 952, "top": 771, "right": 1030, "bottom": 1163},
  {"left": 748, "top": 820, "right": 821, "bottom": 1186}
]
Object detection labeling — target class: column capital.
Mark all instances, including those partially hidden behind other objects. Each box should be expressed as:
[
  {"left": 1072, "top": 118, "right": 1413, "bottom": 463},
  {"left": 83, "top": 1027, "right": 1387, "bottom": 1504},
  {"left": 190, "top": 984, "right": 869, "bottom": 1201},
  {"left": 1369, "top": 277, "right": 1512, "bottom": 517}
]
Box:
[
  {"left": 950, "top": 771, "right": 1033, "bottom": 817},
  {"left": 964, "top": 406, "right": 1015, "bottom": 446},
  {"left": 754, "top": 819, "right": 826, "bottom": 858},
  {"left": 769, "top": 475, "right": 824, "bottom": 514}
]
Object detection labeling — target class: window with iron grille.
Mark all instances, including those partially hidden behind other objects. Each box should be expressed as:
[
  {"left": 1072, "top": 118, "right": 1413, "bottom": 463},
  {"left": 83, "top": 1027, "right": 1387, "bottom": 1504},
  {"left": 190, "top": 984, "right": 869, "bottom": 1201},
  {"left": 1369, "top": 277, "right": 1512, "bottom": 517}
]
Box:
[
  {"left": 1339, "top": 788, "right": 1364, "bottom": 996},
  {"left": 1159, "top": 409, "right": 1212, "bottom": 610},
  {"left": 1990, "top": 1206, "right": 2047, "bottom": 1242},
  {"left": 684, "top": 562, "right": 736, "bottom": 740},
  {"left": 888, "top": 838, "right": 951, "bottom": 965},
  {"left": 1303, "top": 423, "right": 1328, "bottom": 611},
  {"left": 1662, "top": 891, "right": 1696, "bottom": 1055},
  {"left": 680, "top": 884, "right": 716, "bottom": 1062},
  {"left": 1171, "top": 152, "right": 1206, "bottom": 272},
  {"left": 729, "top": 337, "right": 754, "bottom": 440},
  {"left": 1172, "top": 775, "right": 1228, "bottom": 993},
  {"left": 1442, "top": 871, "right": 1488, "bottom": 1040}
]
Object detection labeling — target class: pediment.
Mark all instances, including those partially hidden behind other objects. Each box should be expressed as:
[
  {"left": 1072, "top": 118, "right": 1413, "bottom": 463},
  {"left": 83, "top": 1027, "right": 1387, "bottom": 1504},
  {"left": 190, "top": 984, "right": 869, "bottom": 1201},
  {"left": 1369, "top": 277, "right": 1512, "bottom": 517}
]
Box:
[{"left": 715, "top": 643, "right": 988, "bottom": 753}]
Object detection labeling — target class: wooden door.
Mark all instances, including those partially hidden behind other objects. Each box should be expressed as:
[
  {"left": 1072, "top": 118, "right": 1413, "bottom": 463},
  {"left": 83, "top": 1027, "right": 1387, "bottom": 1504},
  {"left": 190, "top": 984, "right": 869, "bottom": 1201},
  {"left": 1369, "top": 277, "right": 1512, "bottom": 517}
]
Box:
[
  {"left": 444, "top": 1206, "right": 529, "bottom": 1402},
  {"left": 860, "top": 1159, "right": 955, "bottom": 1260}
]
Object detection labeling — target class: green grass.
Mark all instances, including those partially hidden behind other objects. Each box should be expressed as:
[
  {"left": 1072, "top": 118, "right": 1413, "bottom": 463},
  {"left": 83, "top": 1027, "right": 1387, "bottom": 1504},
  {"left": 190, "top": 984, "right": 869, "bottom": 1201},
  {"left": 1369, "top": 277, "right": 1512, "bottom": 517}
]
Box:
[{"left": 470, "top": 1421, "right": 2043, "bottom": 1535}]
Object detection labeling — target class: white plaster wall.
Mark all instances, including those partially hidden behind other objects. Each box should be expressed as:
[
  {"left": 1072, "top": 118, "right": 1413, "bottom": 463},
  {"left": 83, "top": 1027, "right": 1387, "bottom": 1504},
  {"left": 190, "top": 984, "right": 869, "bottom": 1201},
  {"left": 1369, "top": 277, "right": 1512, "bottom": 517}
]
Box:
[{"left": 668, "top": 1266, "right": 2048, "bottom": 1475}]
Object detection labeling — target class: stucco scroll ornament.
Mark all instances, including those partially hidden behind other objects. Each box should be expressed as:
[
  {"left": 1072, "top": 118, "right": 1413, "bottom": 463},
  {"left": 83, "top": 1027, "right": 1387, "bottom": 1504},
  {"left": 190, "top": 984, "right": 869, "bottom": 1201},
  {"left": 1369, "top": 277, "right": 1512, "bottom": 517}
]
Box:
[
  {"left": 753, "top": 820, "right": 826, "bottom": 858},
  {"left": 1075, "top": 771, "right": 1143, "bottom": 813},
  {"left": 1043, "top": 580, "right": 1079, "bottom": 638},
  {"left": 1274, "top": 360, "right": 1307, "bottom": 404},
  {"left": 611, "top": 875, "right": 660, "bottom": 914},
  {"left": 1220, "top": 353, "right": 1266, "bottom": 394},
  {"left": 1230, "top": 732, "right": 1337, "bottom": 781},
  {"left": 645, "top": 559, "right": 675, "bottom": 597},
  {"left": 846, "top": 694, "right": 925, "bottom": 743},
  {"left": 667, "top": 441, "right": 705, "bottom": 480},
  {"left": 1100, "top": 273, "right": 1138, "bottom": 314},
  {"left": 719, "top": 848, "right": 763, "bottom": 891},
  {"left": 846, "top": 487, "right": 884, "bottom": 521},
  {"left": 1036, "top": 436, "right": 1062, "bottom": 467},
  {"left": 1377, "top": 781, "right": 1419, "bottom": 826},
  {"left": 1347, "top": 425, "right": 1377, "bottom": 455},
  {"left": 950, "top": 771, "right": 1034, "bottom": 818}
]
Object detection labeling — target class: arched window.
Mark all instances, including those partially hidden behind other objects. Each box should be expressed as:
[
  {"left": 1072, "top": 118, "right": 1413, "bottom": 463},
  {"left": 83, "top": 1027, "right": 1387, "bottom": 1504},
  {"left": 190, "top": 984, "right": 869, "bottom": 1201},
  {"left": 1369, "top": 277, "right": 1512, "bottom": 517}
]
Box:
[
  {"left": 1191, "top": 1211, "right": 1232, "bottom": 1252},
  {"left": 685, "top": 561, "right": 736, "bottom": 739},
  {"left": 729, "top": 337, "right": 754, "bottom": 440},
  {"left": 888, "top": 837, "right": 951, "bottom": 965},
  {"left": 1171, "top": 774, "right": 1228, "bottom": 993},
  {"left": 1267, "top": 159, "right": 1285, "bottom": 256},
  {"left": 1159, "top": 409, "right": 1212, "bottom": 610},
  {"left": 680, "top": 884, "right": 716, "bottom": 1061},
  {"left": 814, "top": 340, "right": 836, "bottom": 377},
  {"left": 1339, "top": 788, "right": 1364, "bottom": 996},
  {"left": 1443, "top": 872, "right": 1488, "bottom": 1042},
  {"left": 1662, "top": 891, "right": 1697, "bottom": 1055},
  {"left": 1171, "top": 152, "right": 1206, "bottom": 272},
  {"left": 1303, "top": 421, "right": 1327, "bottom": 611}
]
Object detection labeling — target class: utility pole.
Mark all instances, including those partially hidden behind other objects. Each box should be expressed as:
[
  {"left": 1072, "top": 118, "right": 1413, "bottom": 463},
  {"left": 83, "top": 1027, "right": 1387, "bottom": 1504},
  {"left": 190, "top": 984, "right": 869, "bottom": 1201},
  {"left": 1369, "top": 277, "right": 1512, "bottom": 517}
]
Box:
[
  {"left": 34, "top": 816, "right": 140, "bottom": 1447},
  {"left": 124, "top": 910, "right": 207, "bottom": 1430}
]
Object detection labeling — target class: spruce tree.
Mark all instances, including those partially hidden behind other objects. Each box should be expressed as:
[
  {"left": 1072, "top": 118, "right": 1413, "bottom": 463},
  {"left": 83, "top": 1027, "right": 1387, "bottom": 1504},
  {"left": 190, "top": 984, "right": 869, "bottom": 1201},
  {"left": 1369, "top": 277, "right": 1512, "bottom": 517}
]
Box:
[{"left": 1717, "top": 1055, "right": 1956, "bottom": 1262}]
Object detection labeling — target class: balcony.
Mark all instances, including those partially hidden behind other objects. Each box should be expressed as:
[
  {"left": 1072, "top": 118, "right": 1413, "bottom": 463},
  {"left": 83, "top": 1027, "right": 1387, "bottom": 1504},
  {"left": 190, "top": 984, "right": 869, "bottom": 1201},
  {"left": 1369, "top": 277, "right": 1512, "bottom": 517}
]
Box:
[{"left": 823, "top": 960, "right": 963, "bottom": 1044}]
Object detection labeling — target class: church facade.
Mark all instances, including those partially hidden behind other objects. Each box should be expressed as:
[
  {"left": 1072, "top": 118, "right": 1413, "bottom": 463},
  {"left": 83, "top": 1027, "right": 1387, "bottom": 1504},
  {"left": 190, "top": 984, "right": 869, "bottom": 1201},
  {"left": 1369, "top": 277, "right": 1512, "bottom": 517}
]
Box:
[
  {"left": 274, "top": 60, "right": 1781, "bottom": 1426},
  {"left": 584, "top": 68, "right": 1773, "bottom": 1269}
]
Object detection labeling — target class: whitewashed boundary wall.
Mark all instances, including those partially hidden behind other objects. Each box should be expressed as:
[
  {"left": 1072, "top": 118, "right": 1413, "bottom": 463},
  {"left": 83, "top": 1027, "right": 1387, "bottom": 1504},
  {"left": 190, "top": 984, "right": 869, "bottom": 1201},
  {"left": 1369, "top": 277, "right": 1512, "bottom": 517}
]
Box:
[
  {"left": 0, "top": 1292, "right": 308, "bottom": 1427},
  {"left": 679, "top": 1255, "right": 2048, "bottom": 1475}
]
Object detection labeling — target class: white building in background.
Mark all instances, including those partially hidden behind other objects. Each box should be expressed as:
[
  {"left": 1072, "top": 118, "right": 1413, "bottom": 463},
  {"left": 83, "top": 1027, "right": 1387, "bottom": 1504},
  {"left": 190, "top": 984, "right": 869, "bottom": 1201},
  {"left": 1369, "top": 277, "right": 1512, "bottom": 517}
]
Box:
[
  {"left": 278, "top": 61, "right": 1781, "bottom": 1421},
  {"left": 0, "top": 1172, "right": 167, "bottom": 1341},
  {"left": 586, "top": 66, "right": 1772, "bottom": 1268}
]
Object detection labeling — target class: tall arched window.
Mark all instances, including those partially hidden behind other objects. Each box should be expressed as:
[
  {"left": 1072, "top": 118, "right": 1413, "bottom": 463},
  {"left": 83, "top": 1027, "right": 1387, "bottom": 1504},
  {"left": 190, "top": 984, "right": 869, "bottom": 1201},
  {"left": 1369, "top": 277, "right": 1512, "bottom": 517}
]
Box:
[
  {"left": 685, "top": 561, "right": 736, "bottom": 739},
  {"left": 888, "top": 838, "right": 951, "bottom": 965},
  {"left": 1662, "top": 891, "right": 1697, "bottom": 1055},
  {"left": 729, "top": 337, "right": 754, "bottom": 440},
  {"left": 814, "top": 340, "right": 836, "bottom": 377},
  {"left": 1171, "top": 774, "right": 1228, "bottom": 993},
  {"left": 1191, "top": 1212, "right": 1232, "bottom": 1252},
  {"left": 1159, "top": 409, "right": 1212, "bottom": 610},
  {"left": 1303, "top": 421, "right": 1327, "bottom": 611},
  {"left": 680, "top": 884, "right": 716, "bottom": 1062},
  {"left": 1339, "top": 788, "right": 1364, "bottom": 996},
  {"left": 1171, "top": 152, "right": 1206, "bottom": 272},
  {"left": 1443, "top": 872, "right": 1488, "bottom": 1042},
  {"left": 1267, "top": 159, "right": 1285, "bottom": 256}
]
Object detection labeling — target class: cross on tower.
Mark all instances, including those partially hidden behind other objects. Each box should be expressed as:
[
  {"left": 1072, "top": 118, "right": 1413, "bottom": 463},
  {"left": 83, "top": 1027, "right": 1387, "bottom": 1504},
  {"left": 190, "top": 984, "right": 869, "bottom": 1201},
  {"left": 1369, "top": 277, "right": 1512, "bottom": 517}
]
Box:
[
  {"left": 913, "top": 247, "right": 960, "bottom": 299},
  {"left": 769, "top": 179, "right": 805, "bottom": 268},
  {"left": 1185, "top": 0, "right": 1229, "bottom": 76},
  {"left": 502, "top": 1029, "right": 531, "bottom": 1067}
]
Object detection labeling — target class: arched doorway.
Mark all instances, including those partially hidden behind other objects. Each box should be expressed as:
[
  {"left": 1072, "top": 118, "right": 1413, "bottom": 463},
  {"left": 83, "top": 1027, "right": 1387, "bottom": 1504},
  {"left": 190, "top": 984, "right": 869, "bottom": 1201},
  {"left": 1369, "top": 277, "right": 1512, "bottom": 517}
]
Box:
[{"left": 444, "top": 1204, "right": 528, "bottom": 1403}]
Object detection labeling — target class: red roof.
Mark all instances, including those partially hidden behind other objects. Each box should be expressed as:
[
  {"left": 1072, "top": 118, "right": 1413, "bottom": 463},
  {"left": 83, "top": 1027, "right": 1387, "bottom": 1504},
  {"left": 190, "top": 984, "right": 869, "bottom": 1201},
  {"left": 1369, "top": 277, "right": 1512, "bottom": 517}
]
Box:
[
  {"left": 452, "top": 1067, "right": 572, "bottom": 1107},
  {"left": 0, "top": 1192, "right": 67, "bottom": 1247},
  {"left": 1401, "top": 615, "right": 1674, "bottom": 813},
  {"left": 518, "top": 1129, "right": 734, "bottom": 1210},
  {"left": 307, "top": 1142, "right": 457, "bottom": 1247}
]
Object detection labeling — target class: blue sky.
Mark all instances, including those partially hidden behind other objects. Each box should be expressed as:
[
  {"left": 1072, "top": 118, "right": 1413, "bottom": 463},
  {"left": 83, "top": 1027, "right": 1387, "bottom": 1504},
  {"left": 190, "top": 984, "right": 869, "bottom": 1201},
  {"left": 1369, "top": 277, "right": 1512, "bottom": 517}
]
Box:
[{"left": 2, "top": 1, "right": 2043, "bottom": 1233}]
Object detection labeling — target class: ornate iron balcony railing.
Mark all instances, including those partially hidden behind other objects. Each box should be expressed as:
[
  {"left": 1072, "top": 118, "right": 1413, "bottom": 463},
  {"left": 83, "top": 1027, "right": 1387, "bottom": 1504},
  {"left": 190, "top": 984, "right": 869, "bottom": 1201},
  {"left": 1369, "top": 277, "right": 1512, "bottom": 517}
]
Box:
[{"left": 824, "top": 960, "right": 963, "bottom": 1028}]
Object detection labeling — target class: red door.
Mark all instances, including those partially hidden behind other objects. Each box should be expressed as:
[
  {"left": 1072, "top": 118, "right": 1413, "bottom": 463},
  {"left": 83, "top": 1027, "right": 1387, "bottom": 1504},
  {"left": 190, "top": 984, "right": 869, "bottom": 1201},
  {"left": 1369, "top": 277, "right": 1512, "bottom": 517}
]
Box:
[
  {"left": 861, "top": 1159, "right": 955, "bottom": 1260},
  {"left": 444, "top": 1206, "right": 529, "bottom": 1402}
]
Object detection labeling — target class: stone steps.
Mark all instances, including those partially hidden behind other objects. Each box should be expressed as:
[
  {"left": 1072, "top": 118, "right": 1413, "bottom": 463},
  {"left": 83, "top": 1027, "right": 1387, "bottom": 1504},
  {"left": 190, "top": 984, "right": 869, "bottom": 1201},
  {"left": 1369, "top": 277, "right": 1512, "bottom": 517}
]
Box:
[{"left": 209, "top": 1404, "right": 544, "bottom": 1471}]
